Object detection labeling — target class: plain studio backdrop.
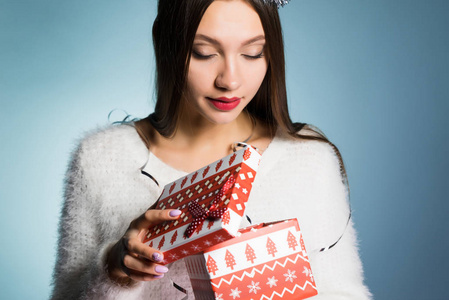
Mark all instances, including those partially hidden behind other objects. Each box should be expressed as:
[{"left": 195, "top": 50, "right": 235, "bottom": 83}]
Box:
[{"left": 0, "top": 0, "right": 447, "bottom": 299}]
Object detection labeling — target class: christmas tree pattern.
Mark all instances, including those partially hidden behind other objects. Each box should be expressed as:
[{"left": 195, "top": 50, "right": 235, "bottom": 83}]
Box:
[
  {"left": 207, "top": 220, "right": 215, "bottom": 229},
  {"left": 228, "top": 153, "right": 237, "bottom": 166},
  {"left": 225, "top": 249, "right": 236, "bottom": 270},
  {"left": 148, "top": 241, "right": 153, "bottom": 248},
  {"left": 266, "top": 237, "right": 277, "bottom": 257},
  {"left": 169, "top": 182, "right": 176, "bottom": 194},
  {"left": 245, "top": 243, "right": 257, "bottom": 264},
  {"left": 287, "top": 230, "right": 298, "bottom": 251},
  {"left": 222, "top": 210, "right": 230, "bottom": 225},
  {"left": 191, "top": 171, "right": 198, "bottom": 183},
  {"left": 243, "top": 148, "right": 251, "bottom": 160},
  {"left": 157, "top": 235, "right": 165, "bottom": 250},
  {"left": 170, "top": 230, "right": 178, "bottom": 245},
  {"left": 181, "top": 177, "right": 188, "bottom": 188},
  {"left": 202, "top": 166, "right": 210, "bottom": 178},
  {"left": 215, "top": 159, "right": 223, "bottom": 172},
  {"left": 206, "top": 255, "right": 218, "bottom": 275},
  {"left": 300, "top": 234, "right": 307, "bottom": 257}
]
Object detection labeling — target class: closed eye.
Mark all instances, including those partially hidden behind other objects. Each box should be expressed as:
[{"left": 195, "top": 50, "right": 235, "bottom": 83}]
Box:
[
  {"left": 192, "top": 50, "right": 264, "bottom": 60},
  {"left": 243, "top": 52, "right": 264, "bottom": 60},
  {"left": 192, "top": 50, "right": 215, "bottom": 60}
]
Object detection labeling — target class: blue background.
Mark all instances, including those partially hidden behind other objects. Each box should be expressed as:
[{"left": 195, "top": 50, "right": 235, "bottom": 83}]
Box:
[{"left": 1, "top": 0, "right": 447, "bottom": 299}]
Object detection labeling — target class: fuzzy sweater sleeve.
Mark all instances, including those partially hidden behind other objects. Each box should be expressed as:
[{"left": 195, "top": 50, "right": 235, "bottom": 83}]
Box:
[
  {"left": 245, "top": 136, "right": 371, "bottom": 299},
  {"left": 51, "top": 128, "right": 149, "bottom": 299},
  {"left": 298, "top": 142, "right": 372, "bottom": 299}
]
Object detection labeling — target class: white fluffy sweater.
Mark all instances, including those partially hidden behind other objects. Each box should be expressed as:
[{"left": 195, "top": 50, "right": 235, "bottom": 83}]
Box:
[{"left": 51, "top": 124, "right": 371, "bottom": 299}]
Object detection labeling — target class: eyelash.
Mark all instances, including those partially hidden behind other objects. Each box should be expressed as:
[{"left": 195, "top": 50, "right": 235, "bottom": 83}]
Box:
[
  {"left": 245, "top": 52, "right": 264, "bottom": 60},
  {"left": 192, "top": 51, "right": 264, "bottom": 60}
]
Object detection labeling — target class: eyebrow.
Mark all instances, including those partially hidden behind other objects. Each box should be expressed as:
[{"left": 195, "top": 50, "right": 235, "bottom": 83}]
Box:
[{"left": 194, "top": 34, "right": 265, "bottom": 46}]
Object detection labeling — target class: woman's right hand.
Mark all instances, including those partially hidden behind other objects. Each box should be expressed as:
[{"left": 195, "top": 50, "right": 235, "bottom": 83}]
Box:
[{"left": 106, "top": 208, "right": 182, "bottom": 285}]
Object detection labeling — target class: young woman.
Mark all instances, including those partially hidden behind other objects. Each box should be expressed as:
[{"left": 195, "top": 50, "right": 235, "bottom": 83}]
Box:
[{"left": 51, "top": 0, "right": 371, "bottom": 299}]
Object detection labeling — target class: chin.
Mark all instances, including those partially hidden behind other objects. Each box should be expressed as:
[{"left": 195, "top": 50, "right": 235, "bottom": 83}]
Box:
[{"left": 202, "top": 111, "right": 242, "bottom": 125}]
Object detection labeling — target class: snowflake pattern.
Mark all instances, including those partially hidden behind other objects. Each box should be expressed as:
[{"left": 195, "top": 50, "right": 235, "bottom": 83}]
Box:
[
  {"left": 303, "top": 266, "right": 314, "bottom": 282},
  {"left": 191, "top": 244, "right": 201, "bottom": 251},
  {"left": 168, "top": 253, "right": 179, "bottom": 260},
  {"left": 214, "top": 235, "right": 225, "bottom": 242},
  {"left": 229, "top": 287, "right": 242, "bottom": 299},
  {"left": 284, "top": 269, "right": 297, "bottom": 283},
  {"left": 180, "top": 249, "right": 189, "bottom": 256},
  {"left": 203, "top": 240, "right": 212, "bottom": 246},
  {"left": 215, "top": 292, "right": 224, "bottom": 300},
  {"left": 247, "top": 280, "right": 261, "bottom": 294},
  {"left": 266, "top": 276, "right": 278, "bottom": 288}
]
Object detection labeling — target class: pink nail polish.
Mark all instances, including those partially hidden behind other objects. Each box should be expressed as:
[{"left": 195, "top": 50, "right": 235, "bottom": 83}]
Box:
[
  {"left": 155, "top": 265, "right": 169, "bottom": 273},
  {"left": 152, "top": 252, "right": 163, "bottom": 262},
  {"left": 169, "top": 209, "right": 182, "bottom": 217}
]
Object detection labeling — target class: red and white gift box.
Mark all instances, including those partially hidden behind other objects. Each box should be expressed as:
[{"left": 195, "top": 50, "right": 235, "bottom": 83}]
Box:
[
  {"left": 185, "top": 219, "right": 318, "bottom": 300},
  {"left": 143, "top": 146, "right": 261, "bottom": 265}
]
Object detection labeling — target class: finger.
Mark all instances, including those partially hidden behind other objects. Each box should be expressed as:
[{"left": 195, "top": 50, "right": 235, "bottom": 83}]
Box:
[
  {"left": 127, "top": 269, "right": 165, "bottom": 282},
  {"left": 144, "top": 209, "right": 182, "bottom": 224},
  {"left": 123, "top": 235, "right": 165, "bottom": 263},
  {"left": 123, "top": 254, "right": 169, "bottom": 277},
  {"left": 130, "top": 209, "right": 182, "bottom": 229}
]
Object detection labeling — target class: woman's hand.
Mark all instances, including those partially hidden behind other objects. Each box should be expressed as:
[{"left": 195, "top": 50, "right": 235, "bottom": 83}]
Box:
[{"left": 106, "top": 208, "right": 182, "bottom": 285}]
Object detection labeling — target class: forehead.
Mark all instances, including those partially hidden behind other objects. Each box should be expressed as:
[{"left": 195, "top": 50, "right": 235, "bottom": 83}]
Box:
[{"left": 196, "top": 0, "right": 265, "bottom": 43}]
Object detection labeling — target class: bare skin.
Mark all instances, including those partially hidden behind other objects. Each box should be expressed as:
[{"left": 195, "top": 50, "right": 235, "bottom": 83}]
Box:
[
  {"left": 106, "top": 206, "right": 182, "bottom": 285},
  {"left": 106, "top": 0, "right": 273, "bottom": 284},
  {"left": 146, "top": 113, "right": 272, "bottom": 173}
]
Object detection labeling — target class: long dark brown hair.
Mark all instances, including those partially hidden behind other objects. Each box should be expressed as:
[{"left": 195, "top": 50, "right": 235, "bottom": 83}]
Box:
[{"left": 137, "top": 0, "right": 348, "bottom": 187}]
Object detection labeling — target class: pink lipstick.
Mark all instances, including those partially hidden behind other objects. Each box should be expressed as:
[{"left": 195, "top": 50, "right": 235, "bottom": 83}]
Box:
[{"left": 207, "top": 97, "right": 241, "bottom": 111}]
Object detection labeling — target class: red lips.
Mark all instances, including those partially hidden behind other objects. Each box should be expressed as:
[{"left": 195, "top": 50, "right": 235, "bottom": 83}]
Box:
[
  {"left": 207, "top": 97, "right": 241, "bottom": 111},
  {"left": 214, "top": 97, "right": 241, "bottom": 102}
]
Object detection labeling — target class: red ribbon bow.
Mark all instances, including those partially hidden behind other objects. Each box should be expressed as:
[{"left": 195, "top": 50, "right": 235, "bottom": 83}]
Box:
[{"left": 184, "top": 174, "right": 235, "bottom": 238}]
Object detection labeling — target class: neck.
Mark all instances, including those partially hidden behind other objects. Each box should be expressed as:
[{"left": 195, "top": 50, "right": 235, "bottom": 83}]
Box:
[
  {"left": 136, "top": 109, "right": 273, "bottom": 173},
  {"left": 172, "top": 111, "right": 254, "bottom": 152}
]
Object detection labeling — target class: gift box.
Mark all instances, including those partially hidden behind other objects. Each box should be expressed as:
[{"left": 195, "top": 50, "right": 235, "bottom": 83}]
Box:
[
  {"left": 143, "top": 146, "right": 261, "bottom": 265},
  {"left": 185, "top": 219, "right": 317, "bottom": 300}
]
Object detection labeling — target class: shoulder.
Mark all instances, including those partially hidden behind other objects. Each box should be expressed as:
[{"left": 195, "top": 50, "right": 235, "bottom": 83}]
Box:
[
  {"left": 78, "top": 123, "right": 143, "bottom": 151},
  {"left": 265, "top": 127, "right": 347, "bottom": 198},
  {"left": 69, "top": 124, "right": 149, "bottom": 174},
  {"left": 273, "top": 128, "right": 343, "bottom": 173}
]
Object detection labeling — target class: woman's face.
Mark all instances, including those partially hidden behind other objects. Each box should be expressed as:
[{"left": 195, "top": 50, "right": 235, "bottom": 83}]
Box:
[{"left": 184, "top": 0, "right": 268, "bottom": 125}]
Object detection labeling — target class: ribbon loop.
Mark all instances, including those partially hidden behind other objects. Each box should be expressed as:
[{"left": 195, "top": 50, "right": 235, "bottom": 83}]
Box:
[{"left": 184, "top": 175, "right": 235, "bottom": 238}]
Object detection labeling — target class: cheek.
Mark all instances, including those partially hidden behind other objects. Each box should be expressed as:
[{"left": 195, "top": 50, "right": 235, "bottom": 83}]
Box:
[
  {"left": 244, "top": 62, "right": 268, "bottom": 91},
  {"left": 187, "top": 63, "right": 216, "bottom": 94}
]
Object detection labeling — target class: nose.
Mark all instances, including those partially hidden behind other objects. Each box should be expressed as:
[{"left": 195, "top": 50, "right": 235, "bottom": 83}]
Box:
[{"left": 215, "top": 57, "right": 241, "bottom": 91}]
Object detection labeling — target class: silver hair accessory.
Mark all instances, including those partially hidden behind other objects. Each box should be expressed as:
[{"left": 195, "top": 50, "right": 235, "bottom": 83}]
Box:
[{"left": 263, "top": 0, "right": 290, "bottom": 8}]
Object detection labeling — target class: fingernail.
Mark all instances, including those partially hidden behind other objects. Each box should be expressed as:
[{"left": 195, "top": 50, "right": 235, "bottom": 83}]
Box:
[
  {"left": 169, "top": 209, "right": 182, "bottom": 217},
  {"left": 152, "top": 252, "right": 163, "bottom": 262},
  {"left": 153, "top": 274, "right": 164, "bottom": 279},
  {"left": 155, "top": 265, "right": 169, "bottom": 273}
]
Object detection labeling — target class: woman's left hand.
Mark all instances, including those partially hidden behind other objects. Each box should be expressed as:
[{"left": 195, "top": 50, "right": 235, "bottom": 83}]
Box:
[{"left": 105, "top": 208, "right": 182, "bottom": 285}]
